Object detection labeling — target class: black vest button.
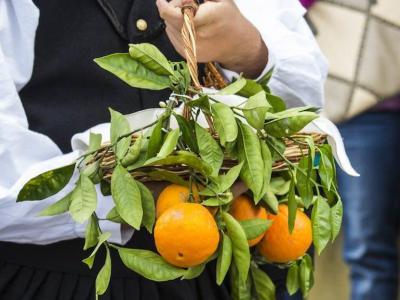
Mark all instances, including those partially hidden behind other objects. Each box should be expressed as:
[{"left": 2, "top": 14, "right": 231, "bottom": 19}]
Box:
[{"left": 136, "top": 19, "right": 148, "bottom": 31}]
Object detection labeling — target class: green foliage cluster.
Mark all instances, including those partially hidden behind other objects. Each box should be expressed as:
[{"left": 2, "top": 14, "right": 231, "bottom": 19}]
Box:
[{"left": 17, "top": 43, "right": 342, "bottom": 300}]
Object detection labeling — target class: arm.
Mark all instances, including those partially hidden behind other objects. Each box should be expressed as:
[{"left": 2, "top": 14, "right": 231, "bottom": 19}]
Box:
[
  {"left": 0, "top": 0, "right": 128, "bottom": 245},
  {"left": 157, "top": 0, "right": 328, "bottom": 107}
]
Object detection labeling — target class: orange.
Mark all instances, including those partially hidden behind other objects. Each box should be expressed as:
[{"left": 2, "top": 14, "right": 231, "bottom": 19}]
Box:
[
  {"left": 229, "top": 195, "right": 268, "bottom": 246},
  {"left": 156, "top": 184, "right": 200, "bottom": 218},
  {"left": 258, "top": 204, "right": 312, "bottom": 263},
  {"left": 154, "top": 203, "right": 219, "bottom": 268}
]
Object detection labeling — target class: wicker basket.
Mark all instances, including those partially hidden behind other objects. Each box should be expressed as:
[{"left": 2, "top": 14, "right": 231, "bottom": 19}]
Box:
[
  {"left": 85, "top": 0, "right": 327, "bottom": 183},
  {"left": 89, "top": 132, "right": 326, "bottom": 183}
]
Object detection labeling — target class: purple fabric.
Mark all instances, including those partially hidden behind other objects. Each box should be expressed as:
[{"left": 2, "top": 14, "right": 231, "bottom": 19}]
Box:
[
  {"left": 373, "top": 97, "right": 400, "bottom": 112},
  {"left": 300, "top": 0, "right": 316, "bottom": 9}
]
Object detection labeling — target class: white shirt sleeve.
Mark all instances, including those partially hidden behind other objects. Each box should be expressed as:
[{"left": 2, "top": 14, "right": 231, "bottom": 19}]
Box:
[
  {"left": 0, "top": 0, "right": 129, "bottom": 245},
  {"left": 222, "top": 0, "right": 328, "bottom": 108}
]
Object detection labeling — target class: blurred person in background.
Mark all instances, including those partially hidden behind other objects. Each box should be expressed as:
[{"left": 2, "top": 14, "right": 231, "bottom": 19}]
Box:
[{"left": 306, "top": 1, "right": 400, "bottom": 299}]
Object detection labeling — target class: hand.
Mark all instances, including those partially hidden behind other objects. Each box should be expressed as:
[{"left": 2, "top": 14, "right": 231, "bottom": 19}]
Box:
[{"left": 156, "top": 0, "right": 268, "bottom": 79}]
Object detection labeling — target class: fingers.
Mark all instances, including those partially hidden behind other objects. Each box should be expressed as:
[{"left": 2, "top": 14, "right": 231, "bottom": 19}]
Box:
[
  {"left": 156, "top": 0, "right": 183, "bottom": 29},
  {"left": 158, "top": 0, "right": 219, "bottom": 29},
  {"left": 165, "top": 24, "right": 185, "bottom": 57},
  {"left": 193, "top": 1, "right": 219, "bottom": 28}
]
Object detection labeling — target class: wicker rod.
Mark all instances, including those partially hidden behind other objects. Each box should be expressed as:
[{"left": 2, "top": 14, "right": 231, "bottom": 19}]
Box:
[{"left": 181, "top": 1, "right": 201, "bottom": 90}]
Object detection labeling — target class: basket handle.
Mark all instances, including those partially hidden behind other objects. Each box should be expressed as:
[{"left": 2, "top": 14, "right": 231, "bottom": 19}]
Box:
[
  {"left": 180, "top": 0, "right": 221, "bottom": 131},
  {"left": 181, "top": 0, "right": 201, "bottom": 90}
]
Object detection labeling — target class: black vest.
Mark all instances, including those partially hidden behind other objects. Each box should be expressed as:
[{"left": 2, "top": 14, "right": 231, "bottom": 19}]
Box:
[{"left": 20, "top": 0, "right": 183, "bottom": 152}]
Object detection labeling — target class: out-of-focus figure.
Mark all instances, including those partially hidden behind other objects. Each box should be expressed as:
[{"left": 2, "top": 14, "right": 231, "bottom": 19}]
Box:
[{"left": 307, "top": 1, "right": 400, "bottom": 299}]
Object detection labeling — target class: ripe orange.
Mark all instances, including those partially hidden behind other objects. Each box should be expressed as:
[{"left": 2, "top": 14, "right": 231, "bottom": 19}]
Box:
[
  {"left": 229, "top": 195, "right": 269, "bottom": 246},
  {"left": 154, "top": 203, "right": 219, "bottom": 268},
  {"left": 258, "top": 204, "right": 312, "bottom": 263},
  {"left": 156, "top": 184, "right": 200, "bottom": 218}
]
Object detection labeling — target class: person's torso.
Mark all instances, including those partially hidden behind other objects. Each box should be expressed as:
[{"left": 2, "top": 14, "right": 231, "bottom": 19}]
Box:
[{"left": 20, "top": 0, "right": 182, "bottom": 152}]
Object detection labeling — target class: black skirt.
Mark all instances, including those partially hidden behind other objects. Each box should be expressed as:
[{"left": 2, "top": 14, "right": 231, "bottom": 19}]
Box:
[{"left": 0, "top": 230, "right": 288, "bottom": 300}]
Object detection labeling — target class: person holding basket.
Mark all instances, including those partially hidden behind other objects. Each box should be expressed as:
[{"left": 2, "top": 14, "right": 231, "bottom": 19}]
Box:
[{"left": 0, "top": 0, "right": 327, "bottom": 299}]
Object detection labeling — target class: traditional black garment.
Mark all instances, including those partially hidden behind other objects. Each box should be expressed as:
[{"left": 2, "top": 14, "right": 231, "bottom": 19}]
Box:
[{"left": 0, "top": 0, "right": 289, "bottom": 298}]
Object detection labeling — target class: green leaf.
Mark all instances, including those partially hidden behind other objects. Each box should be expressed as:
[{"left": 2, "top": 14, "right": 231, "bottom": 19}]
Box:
[
  {"left": 236, "top": 79, "right": 264, "bottom": 98},
  {"left": 259, "top": 141, "right": 272, "bottom": 203},
  {"left": 84, "top": 215, "right": 100, "bottom": 250},
  {"left": 38, "top": 191, "right": 72, "bottom": 216},
  {"left": 186, "top": 95, "right": 211, "bottom": 114},
  {"left": 222, "top": 212, "right": 250, "bottom": 282},
  {"left": 118, "top": 248, "right": 186, "bottom": 281},
  {"left": 116, "top": 137, "right": 131, "bottom": 161},
  {"left": 128, "top": 43, "right": 174, "bottom": 76},
  {"left": 82, "top": 161, "right": 100, "bottom": 181},
  {"left": 174, "top": 114, "right": 198, "bottom": 152},
  {"left": 257, "top": 67, "right": 274, "bottom": 86},
  {"left": 237, "top": 122, "right": 264, "bottom": 201},
  {"left": 195, "top": 123, "right": 224, "bottom": 176},
  {"left": 266, "top": 93, "right": 286, "bottom": 112},
  {"left": 230, "top": 263, "right": 252, "bottom": 300},
  {"left": 330, "top": 199, "right": 343, "bottom": 241},
  {"left": 216, "top": 232, "right": 233, "bottom": 285},
  {"left": 251, "top": 265, "right": 276, "bottom": 300},
  {"left": 201, "top": 194, "right": 233, "bottom": 206},
  {"left": 109, "top": 108, "right": 131, "bottom": 161},
  {"left": 270, "top": 177, "right": 291, "bottom": 196},
  {"left": 296, "top": 157, "right": 315, "bottom": 209},
  {"left": 266, "top": 136, "right": 286, "bottom": 162},
  {"left": 170, "top": 61, "right": 191, "bottom": 93},
  {"left": 17, "top": 163, "right": 76, "bottom": 201},
  {"left": 100, "top": 180, "right": 112, "bottom": 196},
  {"left": 288, "top": 177, "right": 297, "bottom": 233},
  {"left": 182, "top": 263, "right": 206, "bottom": 280},
  {"left": 264, "top": 111, "right": 318, "bottom": 138},
  {"left": 145, "top": 151, "right": 212, "bottom": 176},
  {"left": 218, "top": 77, "right": 247, "bottom": 95},
  {"left": 109, "top": 108, "right": 131, "bottom": 144},
  {"left": 305, "top": 136, "right": 316, "bottom": 163},
  {"left": 136, "top": 181, "right": 156, "bottom": 233},
  {"left": 96, "top": 247, "right": 112, "bottom": 296},
  {"left": 111, "top": 164, "right": 143, "bottom": 229},
  {"left": 143, "top": 170, "right": 188, "bottom": 187},
  {"left": 211, "top": 103, "right": 238, "bottom": 146},
  {"left": 262, "top": 188, "right": 279, "bottom": 214},
  {"left": 69, "top": 175, "right": 98, "bottom": 223},
  {"left": 88, "top": 133, "right": 102, "bottom": 152},
  {"left": 147, "top": 119, "right": 164, "bottom": 159},
  {"left": 82, "top": 232, "right": 111, "bottom": 269},
  {"left": 239, "top": 219, "right": 272, "bottom": 240},
  {"left": 157, "top": 128, "right": 180, "bottom": 158},
  {"left": 318, "top": 145, "right": 334, "bottom": 191},
  {"left": 106, "top": 207, "right": 125, "bottom": 223},
  {"left": 109, "top": 108, "right": 132, "bottom": 160},
  {"left": 122, "top": 135, "right": 143, "bottom": 167},
  {"left": 242, "top": 91, "right": 270, "bottom": 129},
  {"left": 94, "top": 53, "right": 170, "bottom": 90},
  {"left": 286, "top": 263, "right": 300, "bottom": 295},
  {"left": 311, "top": 196, "right": 331, "bottom": 254},
  {"left": 299, "top": 254, "right": 314, "bottom": 297},
  {"left": 200, "top": 163, "right": 243, "bottom": 196},
  {"left": 126, "top": 149, "right": 148, "bottom": 171}
]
